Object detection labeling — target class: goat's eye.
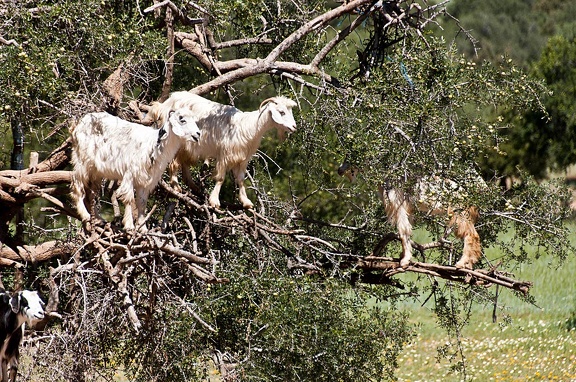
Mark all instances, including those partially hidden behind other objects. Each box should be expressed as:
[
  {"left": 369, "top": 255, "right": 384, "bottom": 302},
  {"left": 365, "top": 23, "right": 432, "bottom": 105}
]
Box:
[
  {"left": 179, "top": 116, "right": 186, "bottom": 124},
  {"left": 279, "top": 111, "right": 286, "bottom": 116}
]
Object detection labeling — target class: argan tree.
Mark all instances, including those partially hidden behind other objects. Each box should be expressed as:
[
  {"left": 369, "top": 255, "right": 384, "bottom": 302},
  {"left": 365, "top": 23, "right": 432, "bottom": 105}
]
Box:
[{"left": 0, "top": 1, "right": 572, "bottom": 381}]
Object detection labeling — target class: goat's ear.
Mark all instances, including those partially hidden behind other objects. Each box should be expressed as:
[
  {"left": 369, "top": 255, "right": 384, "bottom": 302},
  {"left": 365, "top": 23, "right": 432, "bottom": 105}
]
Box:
[
  {"left": 9, "top": 294, "right": 20, "bottom": 313},
  {"left": 171, "top": 123, "right": 186, "bottom": 137},
  {"left": 171, "top": 116, "right": 187, "bottom": 137},
  {"left": 269, "top": 105, "right": 286, "bottom": 125}
]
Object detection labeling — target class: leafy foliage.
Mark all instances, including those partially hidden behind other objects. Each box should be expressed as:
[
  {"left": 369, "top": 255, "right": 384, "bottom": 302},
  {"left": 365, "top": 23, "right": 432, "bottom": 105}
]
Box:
[{"left": 0, "top": 1, "right": 575, "bottom": 382}]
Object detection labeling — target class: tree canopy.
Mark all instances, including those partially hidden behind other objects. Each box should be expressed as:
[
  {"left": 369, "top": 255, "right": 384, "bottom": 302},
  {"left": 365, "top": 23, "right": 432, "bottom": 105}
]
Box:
[{"left": 0, "top": 1, "right": 574, "bottom": 381}]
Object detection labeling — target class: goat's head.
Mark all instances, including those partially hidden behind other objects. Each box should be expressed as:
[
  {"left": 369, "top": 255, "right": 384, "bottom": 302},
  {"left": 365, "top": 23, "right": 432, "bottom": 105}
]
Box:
[
  {"left": 259, "top": 97, "right": 297, "bottom": 140},
  {"left": 338, "top": 162, "right": 361, "bottom": 183},
  {"left": 166, "top": 108, "right": 201, "bottom": 143},
  {"left": 10, "top": 290, "right": 45, "bottom": 323}
]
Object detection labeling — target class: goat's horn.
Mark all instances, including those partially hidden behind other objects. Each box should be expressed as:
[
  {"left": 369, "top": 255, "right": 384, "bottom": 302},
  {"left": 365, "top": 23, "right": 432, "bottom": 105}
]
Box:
[{"left": 259, "top": 97, "right": 277, "bottom": 111}]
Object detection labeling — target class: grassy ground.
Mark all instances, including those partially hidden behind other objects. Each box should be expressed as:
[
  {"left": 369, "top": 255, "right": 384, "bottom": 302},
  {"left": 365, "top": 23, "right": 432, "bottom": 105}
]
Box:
[
  {"left": 397, "top": 312, "right": 576, "bottom": 381},
  {"left": 394, "top": 229, "right": 576, "bottom": 382}
]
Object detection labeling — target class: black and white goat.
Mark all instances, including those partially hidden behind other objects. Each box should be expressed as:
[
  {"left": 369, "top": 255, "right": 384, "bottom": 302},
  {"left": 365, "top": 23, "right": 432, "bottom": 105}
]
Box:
[{"left": 0, "top": 290, "right": 45, "bottom": 382}]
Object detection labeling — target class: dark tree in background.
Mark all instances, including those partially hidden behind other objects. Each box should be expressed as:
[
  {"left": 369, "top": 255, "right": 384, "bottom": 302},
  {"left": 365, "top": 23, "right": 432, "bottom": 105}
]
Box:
[
  {"left": 0, "top": 1, "right": 573, "bottom": 381},
  {"left": 446, "top": 0, "right": 576, "bottom": 180}
]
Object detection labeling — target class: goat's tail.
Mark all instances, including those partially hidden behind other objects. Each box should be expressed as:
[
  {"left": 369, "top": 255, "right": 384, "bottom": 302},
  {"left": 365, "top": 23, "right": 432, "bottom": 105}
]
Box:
[
  {"left": 68, "top": 116, "right": 80, "bottom": 134},
  {"left": 145, "top": 101, "right": 167, "bottom": 126}
]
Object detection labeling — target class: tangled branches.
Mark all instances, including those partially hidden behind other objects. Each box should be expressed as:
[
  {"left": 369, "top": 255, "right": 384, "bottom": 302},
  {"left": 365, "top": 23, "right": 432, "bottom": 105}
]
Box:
[{"left": 0, "top": 147, "right": 536, "bottom": 380}]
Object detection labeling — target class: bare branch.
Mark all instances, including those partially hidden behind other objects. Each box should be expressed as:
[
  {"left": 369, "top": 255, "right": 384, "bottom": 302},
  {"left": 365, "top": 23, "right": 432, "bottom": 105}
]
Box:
[
  {"left": 189, "top": 0, "right": 372, "bottom": 94},
  {"left": 144, "top": 0, "right": 204, "bottom": 25},
  {"left": 0, "top": 35, "right": 19, "bottom": 47},
  {"left": 354, "top": 256, "right": 532, "bottom": 294}
]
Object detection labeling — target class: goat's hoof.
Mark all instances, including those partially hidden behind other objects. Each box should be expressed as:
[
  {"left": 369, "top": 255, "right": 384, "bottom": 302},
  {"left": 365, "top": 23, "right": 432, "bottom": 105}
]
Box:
[
  {"left": 454, "top": 259, "right": 474, "bottom": 270},
  {"left": 208, "top": 197, "right": 220, "bottom": 209},
  {"left": 82, "top": 220, "right": 93, "bottom": 232},
  {"left": 399, "top": 259, "right": 410, "bottom": 268},
  {"left": 455, "top": 261, "right": 472, "bottom": 269}
]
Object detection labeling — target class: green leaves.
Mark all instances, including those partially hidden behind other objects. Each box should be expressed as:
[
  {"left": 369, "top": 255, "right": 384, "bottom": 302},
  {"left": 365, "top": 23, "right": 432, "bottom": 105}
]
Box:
[{"left": 208, "top": 276, "right": 413, "bottom": 381}]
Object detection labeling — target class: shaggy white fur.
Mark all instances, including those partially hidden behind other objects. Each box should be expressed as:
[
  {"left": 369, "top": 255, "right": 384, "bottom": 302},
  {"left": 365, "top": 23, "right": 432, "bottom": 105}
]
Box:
[
  {"left": 150, "top": 92, "right": 297, "bottom": 209},
  {"left": 71, "top": 109, "right": 200, "bottom": 231}
]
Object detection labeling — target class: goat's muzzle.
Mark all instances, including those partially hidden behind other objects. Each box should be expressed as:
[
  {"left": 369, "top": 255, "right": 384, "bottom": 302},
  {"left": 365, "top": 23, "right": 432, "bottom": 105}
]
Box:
[
  {"left": 188, "top": 131, "right": 201, "bottom": 142},
  {"left": 338, "top": 162, "right": 360, "bottom": 182},
  {"left": 29, "top": 309, "right": 45, "bottom": 320},
  {"left": 337, "top": 162, "right": 351, "bottom": 177}
]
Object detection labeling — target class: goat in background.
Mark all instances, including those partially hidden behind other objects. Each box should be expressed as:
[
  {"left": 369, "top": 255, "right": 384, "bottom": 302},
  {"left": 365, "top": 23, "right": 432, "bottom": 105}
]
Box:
[
  {"left": 339, "top": 163, "right": 483, "bottom": 269},
  {"left": 149, "top": 91, "right": 298, "bottom": 209},
  {"left": 0, "top": 290, "right": 45, "bottom": 382}
]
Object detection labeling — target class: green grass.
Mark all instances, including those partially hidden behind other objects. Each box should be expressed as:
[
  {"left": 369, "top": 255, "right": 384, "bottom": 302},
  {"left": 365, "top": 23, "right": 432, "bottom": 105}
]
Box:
[
  {"left": 393, "top": 228, "right": 576, "bottom": 381},
  {"left": 397, "top": 314, "right": 576, "bottom": 381}
]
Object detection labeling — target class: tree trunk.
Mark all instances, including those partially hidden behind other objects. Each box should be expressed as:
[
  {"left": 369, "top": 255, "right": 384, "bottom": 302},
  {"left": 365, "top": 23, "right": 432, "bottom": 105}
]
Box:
[{"left": 10, "top": 118, "right": 24, "bottom": 290}]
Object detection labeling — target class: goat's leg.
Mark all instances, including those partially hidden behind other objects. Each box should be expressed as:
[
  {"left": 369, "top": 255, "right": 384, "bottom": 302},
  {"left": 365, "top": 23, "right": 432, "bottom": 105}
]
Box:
[
  {"left": 121, "top": 197, "right": 135, "bottom": 231},
  {"left": 453, "top": 208, "right": 482, "bottom": 269},
  {"left": 181, "top": 163, "right": 203, "bottom": 195},
  {"left": 134, "top": 187, "right": 150, "bottom": 232},
  {"left": 208, "top": 180, "right": 224, "bottom": 208},
  {"left": 116, "top": 176, "right": 136, "bottom": 231},
  {"left": 209, "top": 164, "right": 227, "bottom": 208},
  {"left": 108, "top": 181, "right": 122, "bottom": 221},
  {"left": 71, "top": 178, "right": 91, "bottom": 224},
  {"left": 2, "top": 358, "right": 8, "bottom": 382},
  {"left": 87, "top": 179, "right": 107, "bottom": 225},
  {"left": 233, "top": 165, "right": 253, "bottom": 209},
  {"left": 168, "top": 159, "right": 183, "bottom": 193},
  {"left": 7, "top": 355, "right": 18, "bottom": 382},
  {"left": 396, "top": 208, "right": 413, "bottom": 268},
  {"left": 380, "top": 186, "right": 413, "bottom": 268}
]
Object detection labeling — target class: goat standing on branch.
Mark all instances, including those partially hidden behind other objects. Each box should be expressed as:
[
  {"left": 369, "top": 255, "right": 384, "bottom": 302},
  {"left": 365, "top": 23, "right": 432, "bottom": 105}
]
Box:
[
  {"left": 150, "top": 91, "right": 297, "bottom": 209},
  {"left": 0, "top": 290, "right": 45, "bottom": 382},
  {"left": 339, "top": 163, "right": 483, "bottom": 269},
  {"left": 71, "top": 109, "right": 201, "bottom": 231}
]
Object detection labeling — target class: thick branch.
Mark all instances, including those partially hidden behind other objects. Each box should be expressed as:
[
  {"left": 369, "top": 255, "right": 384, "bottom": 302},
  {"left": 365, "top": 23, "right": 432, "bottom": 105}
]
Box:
[
  {"left": 159, "top": 6, "right": 175, "bottom": 102},
  {"left": 353, "top": 256, "right": 532, "bottom": 294},
  {"left": 175, "top": 45, "right": 341, "bottom": 93},
  {"left": 0, "top": 240, "right": 76, "bottom": 266},
  {"left": 143, "top": 0, "right": 204, "bottom": 25},
  {"left": 188, "top": 0, "right": 372, "bottom": 94},
  {"left": 0, "top": 137, "right": 72, "bottom": 177},
  {"left": 0, "top": 171, "right": 71, "bottom": 189}
]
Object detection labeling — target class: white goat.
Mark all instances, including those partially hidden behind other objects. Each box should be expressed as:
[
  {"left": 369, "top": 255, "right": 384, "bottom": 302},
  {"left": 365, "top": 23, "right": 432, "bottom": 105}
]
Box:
[
  {"left": 339, "top": 164, "right": 483, "bottom": 269},
  {"left": 0, "top": 290, "right": 45, "bottom": 382},
  {"left": 149, "top": 91, "right": 297, "bottom": 209},
  {"left": 71, "top": 109, "right": 201, "bottom": 231}
]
